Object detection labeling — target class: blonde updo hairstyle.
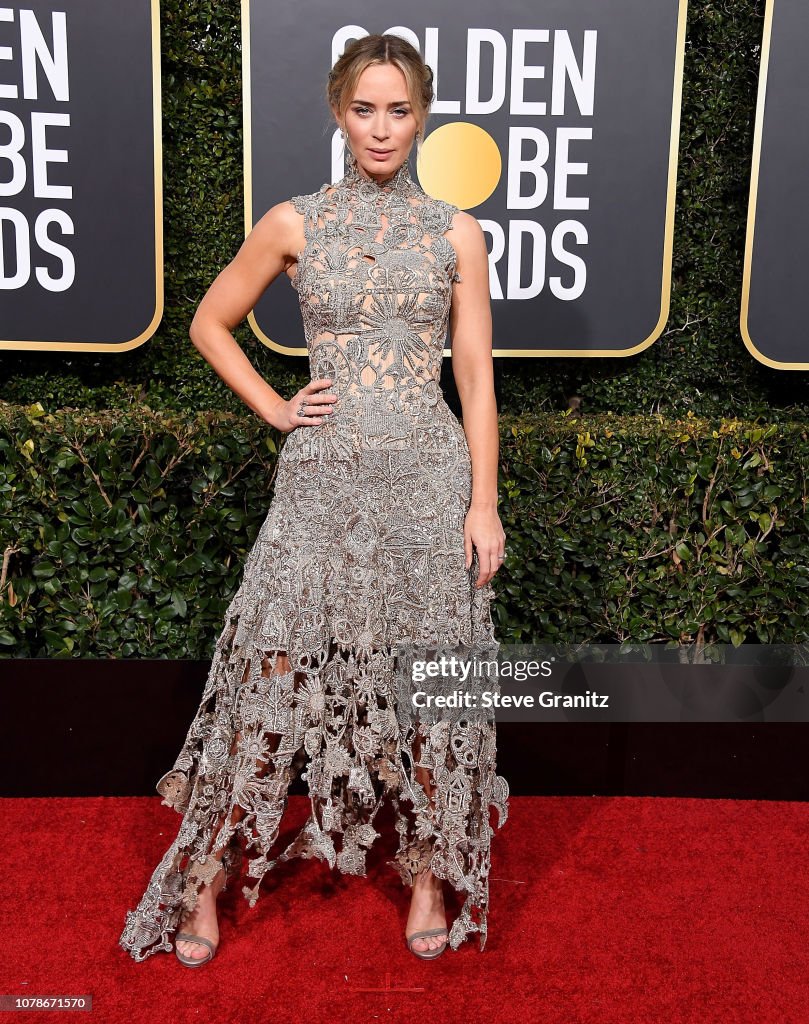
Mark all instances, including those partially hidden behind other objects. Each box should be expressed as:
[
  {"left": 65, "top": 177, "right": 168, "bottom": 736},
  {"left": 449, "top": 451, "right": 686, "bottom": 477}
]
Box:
[{"left": 327, "top": 34, "right": 434, "bottom": 157}]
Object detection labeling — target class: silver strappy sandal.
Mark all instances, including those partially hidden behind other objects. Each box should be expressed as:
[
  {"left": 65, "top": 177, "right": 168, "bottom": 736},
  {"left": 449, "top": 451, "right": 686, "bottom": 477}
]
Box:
[
  {"left": 174, "top": 855, "right": 234, "bottom": 968},
  {"left": 175, "top": 931, "right": 218, "bottom": 967},
  {"left": 405, "top": 927, "right": 449, "bottom": 960}
]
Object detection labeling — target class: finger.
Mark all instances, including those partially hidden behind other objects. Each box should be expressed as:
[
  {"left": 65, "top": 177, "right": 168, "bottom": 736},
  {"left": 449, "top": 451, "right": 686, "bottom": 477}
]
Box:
[
  {"left": 305, "top": 379, "right": 337, "bottom": 410},
  {"left": 473, "top": 554, "right": 490, "bottom": 588},
  {"left": 481, "top": 549, "right": 499, "bottom": 585},
  {"left": 464, "top": 532, "right": 473, "bottom": 570},
  {"left": 307, "top": 394, "right": 337, "bottom": 410},
  {"left": 294, "top": 400, "right": 324, "bottom": 424}
]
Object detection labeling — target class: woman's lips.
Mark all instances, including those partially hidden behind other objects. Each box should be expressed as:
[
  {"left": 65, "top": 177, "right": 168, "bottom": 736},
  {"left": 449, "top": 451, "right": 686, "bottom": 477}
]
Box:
[{"left": 368, "top": 149, "right": 393, "bottom": 159}]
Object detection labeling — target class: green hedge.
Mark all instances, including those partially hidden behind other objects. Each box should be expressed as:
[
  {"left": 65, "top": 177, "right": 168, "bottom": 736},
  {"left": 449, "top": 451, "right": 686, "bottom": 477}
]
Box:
[
  {"left": 0, "top": 404, "right": 279, "bottom": 657},
  {"left": 1, "top": 0, "right": 806, "bottom": 421},
  {"left": 3, "top": 403, "right": 808, "bottom": 657},
  {"left": 497, "top": 411, "right": 809, "bottom": 643}
]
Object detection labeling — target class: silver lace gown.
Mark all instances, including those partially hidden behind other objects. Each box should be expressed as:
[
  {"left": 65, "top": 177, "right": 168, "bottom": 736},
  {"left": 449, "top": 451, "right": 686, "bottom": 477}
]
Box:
[{"left": 119, "top": 153, "right": 510, "bottom": 962}]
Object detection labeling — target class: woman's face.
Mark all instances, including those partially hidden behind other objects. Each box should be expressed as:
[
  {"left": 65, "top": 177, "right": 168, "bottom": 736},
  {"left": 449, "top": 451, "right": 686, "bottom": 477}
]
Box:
[{"left": 339, "top": 63, "right": 419, "bottom": 182}]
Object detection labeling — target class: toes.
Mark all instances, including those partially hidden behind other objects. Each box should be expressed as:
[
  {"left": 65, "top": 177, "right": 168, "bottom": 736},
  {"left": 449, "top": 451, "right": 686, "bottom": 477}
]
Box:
[
  {"left": 177, "top": 941, "right": 206, "bottom": 958},
  {"left": 409, "top": 931, "right": 447, "bottom": 952}
]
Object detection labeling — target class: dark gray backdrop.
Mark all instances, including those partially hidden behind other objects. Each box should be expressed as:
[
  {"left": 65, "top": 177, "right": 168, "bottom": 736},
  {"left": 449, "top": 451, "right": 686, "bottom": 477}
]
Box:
[
  {"left": 743, "top": 0, "right": 809, "bottom": 368},
  {"left": 247, "top": 0, "right": 685, "bottom": 357},
  {"left": 0, "top": 0, "right": 160, "bottom": 351}
]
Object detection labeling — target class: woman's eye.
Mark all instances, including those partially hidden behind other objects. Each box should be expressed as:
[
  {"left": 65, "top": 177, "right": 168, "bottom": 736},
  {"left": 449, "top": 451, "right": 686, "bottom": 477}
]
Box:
[{"left": 352, "top": 106, "right": 409, "bottom": 117}]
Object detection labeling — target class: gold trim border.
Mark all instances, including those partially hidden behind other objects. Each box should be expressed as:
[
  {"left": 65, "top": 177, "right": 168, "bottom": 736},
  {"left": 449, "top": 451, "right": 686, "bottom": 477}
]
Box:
[
  {"left": 242, "top": 0, "right": 304, "bottom": 355},
  {"left": 0, "top": 0, "right": 164, "bottom": 353},
  {"left": 739, "top": 0, "right": 804, "bottom": 368},
  {"left": 244, "top": 0, "right": 688, "bottom": 359}
]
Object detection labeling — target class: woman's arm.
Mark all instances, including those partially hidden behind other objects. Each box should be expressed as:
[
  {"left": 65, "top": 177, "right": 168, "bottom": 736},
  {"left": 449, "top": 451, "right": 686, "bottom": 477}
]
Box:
[
  {"left": 448, "top": 212, "right": 506, "bottom": 588},
  {"left": 188, "top": 201, "right": 335, "bottom": 431}
]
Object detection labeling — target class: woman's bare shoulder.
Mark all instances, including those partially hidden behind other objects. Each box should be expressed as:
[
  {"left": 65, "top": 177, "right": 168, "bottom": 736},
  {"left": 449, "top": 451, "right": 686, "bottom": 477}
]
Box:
[
  {"left": 447, "top": 209, "right": 487, "bottom": 268},
  {"left": 247, "top": 198, "right": 308, "bottom": 257},
  {"left": 448, "top": 208, "right": 484, "bottom": 241},
  {"left": 255, "top": 197, "right": 306, "bottom": 230}
]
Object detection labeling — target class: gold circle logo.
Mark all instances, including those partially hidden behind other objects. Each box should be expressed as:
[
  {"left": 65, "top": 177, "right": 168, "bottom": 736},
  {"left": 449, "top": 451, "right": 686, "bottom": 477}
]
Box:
[{"left": 417, "top": 122, "right": 502, "bottom": 210}]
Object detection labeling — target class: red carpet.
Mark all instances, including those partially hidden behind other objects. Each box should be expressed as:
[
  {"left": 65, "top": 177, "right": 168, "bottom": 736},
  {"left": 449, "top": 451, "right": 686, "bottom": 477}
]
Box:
[{"left": 2, "top": 794, "right": 808, "bottom": 1023}]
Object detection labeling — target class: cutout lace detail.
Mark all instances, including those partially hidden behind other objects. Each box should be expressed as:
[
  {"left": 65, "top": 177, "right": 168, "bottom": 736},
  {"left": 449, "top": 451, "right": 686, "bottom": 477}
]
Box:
[{"left": 118, "top": 153, "right": 509, "bottom": 963}]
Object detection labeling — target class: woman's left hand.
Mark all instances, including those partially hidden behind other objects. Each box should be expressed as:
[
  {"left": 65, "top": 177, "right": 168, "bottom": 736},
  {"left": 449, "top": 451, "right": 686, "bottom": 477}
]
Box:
[{"left": 464, "top": 505, "right": 506, "bottom": 588}]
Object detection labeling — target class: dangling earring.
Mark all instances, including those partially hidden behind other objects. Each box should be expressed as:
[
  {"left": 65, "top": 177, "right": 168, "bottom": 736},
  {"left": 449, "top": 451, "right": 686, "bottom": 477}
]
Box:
[{"left": 340, "top": 125, "right": 354, "bottom": 161}]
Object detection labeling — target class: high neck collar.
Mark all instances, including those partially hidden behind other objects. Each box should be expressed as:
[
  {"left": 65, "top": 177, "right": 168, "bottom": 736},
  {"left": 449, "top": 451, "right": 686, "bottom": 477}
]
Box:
[{"left": 341, "top": 151, "right": 417, "bottom": 198}]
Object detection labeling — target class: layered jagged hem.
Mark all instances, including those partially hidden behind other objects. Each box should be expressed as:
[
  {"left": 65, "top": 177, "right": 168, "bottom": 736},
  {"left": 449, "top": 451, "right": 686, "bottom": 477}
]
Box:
[
  {"left": 118, "top": 725, "right": 508, "bottom": 963},
  {"left": 119, "top": 544, "right": 509, "bottom": 963},
  {"left": 119, "top": 833, "right": 244, "bottom": 962}
]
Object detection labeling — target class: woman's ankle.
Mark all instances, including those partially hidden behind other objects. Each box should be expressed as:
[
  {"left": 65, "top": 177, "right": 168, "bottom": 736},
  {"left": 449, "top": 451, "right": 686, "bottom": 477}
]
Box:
[
  {"left": 184, "top": 862, "right": 227, "bottom": 911},
  {"left": 413, "top": 866, "right": 442, "bottom": 889}
]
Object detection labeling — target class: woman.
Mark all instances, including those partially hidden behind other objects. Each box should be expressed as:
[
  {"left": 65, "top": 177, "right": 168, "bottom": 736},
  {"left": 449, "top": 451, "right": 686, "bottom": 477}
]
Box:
[{"left": 119, "top": 33, "right": 509, "bottom": 966}]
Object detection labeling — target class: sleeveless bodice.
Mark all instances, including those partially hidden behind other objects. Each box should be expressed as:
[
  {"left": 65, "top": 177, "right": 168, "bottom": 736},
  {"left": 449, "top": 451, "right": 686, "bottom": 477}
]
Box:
[{"left": 286, "top": 153, "right": 464, "bottom": 461}]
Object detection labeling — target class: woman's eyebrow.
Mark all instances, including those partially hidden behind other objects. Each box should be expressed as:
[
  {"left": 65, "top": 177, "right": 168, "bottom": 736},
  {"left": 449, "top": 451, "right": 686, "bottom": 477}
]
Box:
[{"left": 352, "top": 99, "right": 411, "bottom": 107}]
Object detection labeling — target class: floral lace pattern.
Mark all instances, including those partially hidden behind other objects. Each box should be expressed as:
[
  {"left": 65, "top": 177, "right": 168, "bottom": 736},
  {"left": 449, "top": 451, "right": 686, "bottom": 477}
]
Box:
[{"left": 118, "top": 153, "right": 509, "bottom": 963}]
